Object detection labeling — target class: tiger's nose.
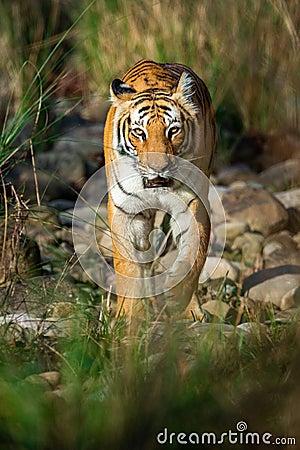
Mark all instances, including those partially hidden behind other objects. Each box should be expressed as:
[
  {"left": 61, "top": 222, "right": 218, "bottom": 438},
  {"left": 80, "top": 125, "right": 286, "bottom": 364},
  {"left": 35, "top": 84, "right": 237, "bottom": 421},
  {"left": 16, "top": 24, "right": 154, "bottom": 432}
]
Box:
[{"left": 140, "top": 153, "right": 172, "bottom": 175}]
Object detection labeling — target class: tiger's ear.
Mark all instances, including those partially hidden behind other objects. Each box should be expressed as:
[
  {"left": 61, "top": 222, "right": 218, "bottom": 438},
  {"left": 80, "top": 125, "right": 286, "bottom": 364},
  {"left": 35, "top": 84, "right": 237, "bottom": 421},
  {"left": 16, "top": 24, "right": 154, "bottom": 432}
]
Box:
[
  {"left": 173, "top": 72, "right": 199, "bottom": 115},
  {"left": 110, "top": 79, "right": 136, "bottom": 104}
]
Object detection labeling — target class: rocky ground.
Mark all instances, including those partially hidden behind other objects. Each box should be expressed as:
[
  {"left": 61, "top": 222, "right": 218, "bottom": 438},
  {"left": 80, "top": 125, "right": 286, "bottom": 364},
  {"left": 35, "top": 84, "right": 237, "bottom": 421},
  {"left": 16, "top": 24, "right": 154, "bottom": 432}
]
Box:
[{"left": 1, "top": 109, "right": 300, "bottom": 345}]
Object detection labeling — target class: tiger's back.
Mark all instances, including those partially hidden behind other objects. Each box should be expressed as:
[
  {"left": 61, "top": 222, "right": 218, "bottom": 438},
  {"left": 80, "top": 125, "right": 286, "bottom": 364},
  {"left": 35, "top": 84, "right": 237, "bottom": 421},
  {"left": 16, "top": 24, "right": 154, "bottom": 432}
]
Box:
[{"left": 103, "top": 59, "right": 216, "bottom": 323}]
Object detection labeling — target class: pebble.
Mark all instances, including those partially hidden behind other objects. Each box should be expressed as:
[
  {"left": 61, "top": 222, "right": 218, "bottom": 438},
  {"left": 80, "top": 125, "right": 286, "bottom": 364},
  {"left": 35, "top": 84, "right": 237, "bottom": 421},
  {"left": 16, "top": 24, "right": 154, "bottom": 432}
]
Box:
[
  {"left": 275, "top": 188, "right": 300, "bottom": 210},
  {"left": 25, "top": 371, "right": 61, "bottom": 391},
  {"left": 232, "top": 232, "right": 264, "bottom": 265},
  {"left": 222, "top": 186, "right": 288, "bottom": 237},
  {"left": 242, "top": 265, "right": 300, "bottom": 310},
  {"left": 280, "top": 286, "right": 300, "bottom": 309},
  {"left": 35, "top": 151, "right": 85, "bottom": 186},
  {"left": 0, "top": 313, "right": 68, "bottom": 337},
  {"left": 237, "top": 322, "right": 268, "bottom": 335},
  {"left": 262, "top": 231, "right": 300, "bottom": 267},
  {"left": 259, "top": 158, "right": 300, "bottom": 191},
  {"left": 215, "top": 221, "right": 249, "bottom": 243},
  {"left": 39, "top": 371, "right": 61, "bottom": 389},
  {"left": 201, "top": 300, "right": 230, "bottom": 319},
  {"left": 215, "top": 164, "right": 260, "bottom": 186},
  {"left": 200, "top": 257, "right": 240, "bottom": 282}
]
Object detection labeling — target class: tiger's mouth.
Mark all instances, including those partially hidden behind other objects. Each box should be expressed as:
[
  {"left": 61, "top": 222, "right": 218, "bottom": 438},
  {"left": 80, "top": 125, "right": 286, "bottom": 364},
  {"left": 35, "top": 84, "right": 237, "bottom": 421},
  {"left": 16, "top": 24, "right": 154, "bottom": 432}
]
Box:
[{"left": 143, "top": 176, "right": 173, "bottom": 188}]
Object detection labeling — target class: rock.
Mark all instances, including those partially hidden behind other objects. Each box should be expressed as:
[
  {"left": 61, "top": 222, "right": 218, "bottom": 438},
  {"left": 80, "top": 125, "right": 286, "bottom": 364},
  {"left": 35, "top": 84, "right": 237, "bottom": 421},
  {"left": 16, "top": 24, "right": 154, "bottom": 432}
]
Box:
[
  {"left": 35, "top": 150, "right": 85, "bottom": 186},
  {"left": 259, "top": 159, "right": 300, "bottom": 191},
  {"left": 273, "top": 308, "right": 300, "bottom": 323},
  {"left": 7, "top": 164, "right": 76, "bottom": 202},
  {"left": 215, "top": 221, "right": 249, "bottom": 244},
  {"left": 263, "top": 231, "right": 300, "bottom": 268},
  {"left": 51, "top": 123, "right": 104, "bottom": 176},
  {"left": 242, "top": 265, "right": 300, "bottom": 309},
  {"left": 216, "top": 164, "right": 260, "bottom": 186},
  {"left": 264, "top": 231, "right": 298, "bottom": 252},
  {"left": 229, "top": 180, "right": 248, "bottom": 189},
  {"left": 0, "top": 276, "right": 79, "bottom": 316},
  {"left": 39, "top": 371, "right": 61, "bottom": 389},
  {"left": 150, "top": 321, "right": 235, "bottom": 343},
  {"left": 200, "top": 257, "right": 240, "bottom": 282},
  {"left": 76, "top": 170, "right": 108, "bottom": 205},
  {"left": 0, "top": 313, "right": 67, "bottom": 338},
  {"left": 281, "top": 287, "right": 300, "bottom": 309},
  {"left": 24, "top": 374, "right": 52, "bottom": 392},
  {"left": 208, "top": 185, "right": 228, "bottom": 241},
  {"left": 222, "top": 186, "right": 288, "bottom": 237},
  {"left": 47, "top": 199, "right": 75, "bottom": 211},
  {"left": 263, "top": 248, "right": 300, "bottom": 269},
  {"left": 294, "top": 232, "right": 300, "bottom": 246},
  {"left": 275, "top": 188, "right": 300, "bottom": 232},
  {"left": 52, "top": 302, "right": 77, "bottom": 318},
  {"left": 232, "top": 232, "right": 264, "bottom": 265},
  {"left": 59, "top": 208, "right": 74, "bottom": 226},
  {"left": 25, "top": 371, "right": 61, "bottom": 391},
  {"left": 202, "top": 300, "right": 230, "bottom": 319},
  {"left": 6, "top": 120, "right": 104, "bottom": 202},
  {"left": 237, "top": 322, "right": 268, "bottom": 335},
  {"left": 286, "top": 207, "right": 300, "bottom": 233},
  {"left": 275, "top": 188, "right": 300, "bottom": 210}
]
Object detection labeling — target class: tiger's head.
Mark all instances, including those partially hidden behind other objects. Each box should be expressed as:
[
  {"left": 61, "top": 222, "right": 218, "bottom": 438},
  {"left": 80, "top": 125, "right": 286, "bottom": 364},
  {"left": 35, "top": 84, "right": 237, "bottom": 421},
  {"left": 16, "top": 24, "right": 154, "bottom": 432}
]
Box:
[{"left": 110, "top": 73, "right": 200, "bottom": 188}]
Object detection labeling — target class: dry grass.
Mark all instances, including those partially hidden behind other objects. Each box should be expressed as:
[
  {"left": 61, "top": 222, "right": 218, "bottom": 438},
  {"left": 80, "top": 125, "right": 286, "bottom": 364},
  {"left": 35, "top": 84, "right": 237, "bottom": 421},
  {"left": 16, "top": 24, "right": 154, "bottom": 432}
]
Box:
[
  {"left": 76, "top": 0, "right": 299, "bottom": 130},
  {"left": 0, "top": 0, "right": 298, "bottom": 131}
]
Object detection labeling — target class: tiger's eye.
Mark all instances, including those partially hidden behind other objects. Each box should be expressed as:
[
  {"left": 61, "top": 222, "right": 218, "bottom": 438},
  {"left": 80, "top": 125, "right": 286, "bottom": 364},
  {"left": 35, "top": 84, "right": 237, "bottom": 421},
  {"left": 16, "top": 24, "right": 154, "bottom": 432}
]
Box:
[
  {"left": 168, "top": 126, "right": 180, "bottom": 140},
  {"left": 132, "top": 127, "right": 146, "bottom": 141}
]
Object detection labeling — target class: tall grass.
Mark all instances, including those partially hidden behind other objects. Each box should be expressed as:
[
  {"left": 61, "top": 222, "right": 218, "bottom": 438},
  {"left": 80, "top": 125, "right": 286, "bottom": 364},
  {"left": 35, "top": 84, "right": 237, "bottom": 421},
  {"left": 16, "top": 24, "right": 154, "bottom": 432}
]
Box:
[
  {"left": 75, "top": 0, "right": 299, "bottom": 131},
  {"left": 0, "top": 0, "right": 72, "bottom": 111},
  {"left": 0, "top": 312, "right": 299, "bottom": 449},
  {"left": 0, "top": 0, "right": 93, "bottom": 176},
  {"left": 1, "top": 0, "right": 298, "bottom": 133}
]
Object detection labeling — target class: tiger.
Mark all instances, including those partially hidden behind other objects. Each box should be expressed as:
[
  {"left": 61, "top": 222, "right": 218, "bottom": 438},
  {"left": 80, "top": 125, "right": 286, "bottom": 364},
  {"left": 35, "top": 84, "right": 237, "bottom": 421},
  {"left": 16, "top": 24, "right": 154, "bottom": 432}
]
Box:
[{"left": 103, "top": 59, "right": 216, "bottom": 325}]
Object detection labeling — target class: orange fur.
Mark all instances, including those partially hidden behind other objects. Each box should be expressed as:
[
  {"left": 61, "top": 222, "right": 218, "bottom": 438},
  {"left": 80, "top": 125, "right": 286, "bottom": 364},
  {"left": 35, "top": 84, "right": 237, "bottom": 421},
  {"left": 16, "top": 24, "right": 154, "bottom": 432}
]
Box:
[{"left": 103, "top": 59, "right": 215, "bottom": 326}]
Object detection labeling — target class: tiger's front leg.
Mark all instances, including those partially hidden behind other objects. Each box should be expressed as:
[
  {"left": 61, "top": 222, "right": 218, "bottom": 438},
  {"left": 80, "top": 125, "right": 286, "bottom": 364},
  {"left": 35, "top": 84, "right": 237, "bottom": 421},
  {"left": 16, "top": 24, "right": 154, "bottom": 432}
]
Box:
[
  {"left": 108, "top": 198, "right": 155, "bottom": 321},
  {"left": 157, "top": 198, "right": 210, "bottom": 317}
]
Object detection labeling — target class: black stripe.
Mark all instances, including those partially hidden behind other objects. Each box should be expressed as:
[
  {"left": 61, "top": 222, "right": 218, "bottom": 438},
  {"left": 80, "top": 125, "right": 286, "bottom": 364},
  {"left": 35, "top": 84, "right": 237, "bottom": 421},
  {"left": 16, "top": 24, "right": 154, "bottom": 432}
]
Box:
[
  {"left": 112, "top": 167, "right": 140, "bottom": 199},
  {"left": 114, "top": 203, "right": 131, "bottom": 214},
  {"left": 138, "top": 105, "right": 151, "bottom": 114},
  {"left": 157, "top": 104, "right": 173, "bottom": 112},
  {"left": 158, "top": 110, "right": 173, "bottom": 119},
  {"left": 132, "top": 97, "right": 152, "bottom": 107},
  {"left": 116, "top": 119, "right": 121, "bottom": 146},
  {"left": 178, "top": 104, "right": 192, "bottom": 119},
  {"left": 139, "top": 110, "right": 151, "bottom": 120}
]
